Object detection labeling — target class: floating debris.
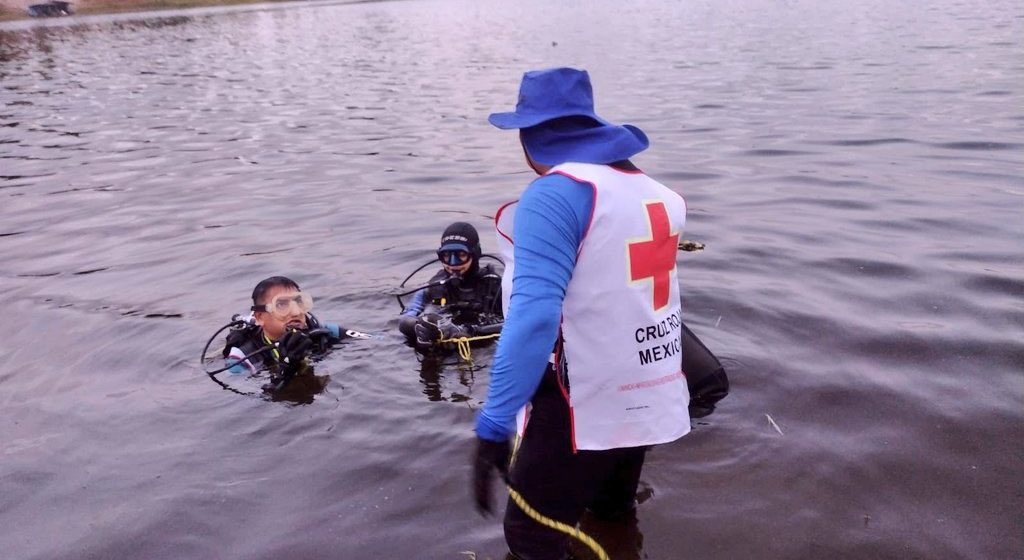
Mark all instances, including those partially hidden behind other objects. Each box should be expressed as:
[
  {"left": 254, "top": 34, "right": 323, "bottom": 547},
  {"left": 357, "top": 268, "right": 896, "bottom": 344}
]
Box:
[
  {"left": 678, "top": 240, "right": 705, "bottom": 252},
  {"left": 765, "top": 413, "right": 784, "bottom": 435}
]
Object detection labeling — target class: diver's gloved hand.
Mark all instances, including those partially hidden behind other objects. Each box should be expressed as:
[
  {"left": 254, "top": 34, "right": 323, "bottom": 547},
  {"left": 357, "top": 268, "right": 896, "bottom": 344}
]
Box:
[
  {"left": 414, "top": 314, "right": 443, "bottom": 348},
  {"left": 472, "top": 436, "right": 511, "bottom": 516},
  {"left": 306, "top": 327, "right": 334, "bottom": 353},
  {"left": 278, "top": 329, "right": 313, "bottom": 367},
  {"left": 263, "top": 330, "right": 313, "bottom": 393}
]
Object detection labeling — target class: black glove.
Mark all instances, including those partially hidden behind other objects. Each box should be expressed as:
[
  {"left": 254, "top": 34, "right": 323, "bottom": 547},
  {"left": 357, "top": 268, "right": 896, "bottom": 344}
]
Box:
[
  {"left": 473, "top": 437, "right": 511, "bottom": 516},
  {"left": 278, "top": 329, "right": 313, "bottom": 366},
  {"left": 306, "top": 327, "right": 334, "bottom": 354},
  {"left": 413, "top": 314, "right": 443, "bottom": 348},
  {"left": 264, "top": 330, "right": 313, "bottom": 392}
]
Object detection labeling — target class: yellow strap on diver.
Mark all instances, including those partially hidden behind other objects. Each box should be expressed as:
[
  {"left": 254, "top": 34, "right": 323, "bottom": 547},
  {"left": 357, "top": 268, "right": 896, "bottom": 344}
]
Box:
[
  {"left": 262, "top": 333, "right": 281, "bottom": 361},
  {"left": 437, "top": 333, "right": 501, "bottom": 362}
]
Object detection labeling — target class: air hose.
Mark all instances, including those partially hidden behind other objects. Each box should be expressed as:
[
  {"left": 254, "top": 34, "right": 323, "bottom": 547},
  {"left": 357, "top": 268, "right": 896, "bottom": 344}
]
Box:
[{"left": 199, "top": 318, "right": 274, "bottom": 376}]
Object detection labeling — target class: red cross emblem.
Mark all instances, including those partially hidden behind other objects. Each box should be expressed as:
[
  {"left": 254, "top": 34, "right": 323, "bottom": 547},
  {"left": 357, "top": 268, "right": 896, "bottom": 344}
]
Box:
[{"left": 627, "top": 201, "right": 679, "bottom": 311}]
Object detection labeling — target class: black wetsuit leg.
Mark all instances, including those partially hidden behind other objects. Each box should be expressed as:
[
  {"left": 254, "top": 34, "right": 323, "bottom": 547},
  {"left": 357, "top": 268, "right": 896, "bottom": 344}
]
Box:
[
  {"left": 398, "top": 315, "right": 418, "bottom": 341},
  {"left": 503, "top": 367, "right": 647, "bottom": 560}
]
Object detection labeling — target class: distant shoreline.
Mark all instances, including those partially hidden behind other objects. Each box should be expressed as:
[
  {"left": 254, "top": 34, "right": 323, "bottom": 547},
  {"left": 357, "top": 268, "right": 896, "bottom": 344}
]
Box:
[{"left": 0, "top": 0, "right": 295, "bottom": 22}]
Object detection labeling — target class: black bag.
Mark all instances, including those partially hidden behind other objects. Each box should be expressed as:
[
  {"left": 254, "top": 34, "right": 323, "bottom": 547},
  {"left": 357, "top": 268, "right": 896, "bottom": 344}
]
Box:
[{"left": 681, "top": 323, "right": 730, "bottom": 418}]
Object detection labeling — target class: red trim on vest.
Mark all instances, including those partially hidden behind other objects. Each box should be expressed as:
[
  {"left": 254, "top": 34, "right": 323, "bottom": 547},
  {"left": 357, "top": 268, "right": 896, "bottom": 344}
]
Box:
[
  {"left": 495, "top": 200, "right": 517, "bottom": 244},
  {"left": 549, "top": 170, "right": 597, "bottom": 260},
  {"left": 567, "top": 405, "right": 578, "bottom": 454},
  {"left": 554, "top": 318, "right": 579, "bottom": 453},
  {"left": 546, "top": 170, "right": 601, "bottom": 454}
]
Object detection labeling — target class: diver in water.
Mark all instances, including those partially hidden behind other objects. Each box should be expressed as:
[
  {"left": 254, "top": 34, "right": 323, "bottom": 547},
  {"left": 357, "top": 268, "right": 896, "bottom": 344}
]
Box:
[
  {"left": 398, "top": 222, "right": 503, "bottom": 352},
  {"left": 221, "top": 276, "right": 357, "bottom": 393}
]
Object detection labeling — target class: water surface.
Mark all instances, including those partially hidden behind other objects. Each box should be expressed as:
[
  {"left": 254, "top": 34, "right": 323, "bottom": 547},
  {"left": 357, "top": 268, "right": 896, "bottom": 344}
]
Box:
[{"left": 1, "top": 0, "right": 1022, "bottom": 558}]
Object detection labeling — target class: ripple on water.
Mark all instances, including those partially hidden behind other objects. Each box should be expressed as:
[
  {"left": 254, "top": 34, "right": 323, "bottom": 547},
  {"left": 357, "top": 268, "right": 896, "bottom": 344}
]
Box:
[
  {"left": 776, "top": 174, "right": 892, "bottom": 193},
  {"left": 814, "top": 137, "right": 916, "bottom": 147},
  {"left": 677, "top": 127, "right": 719, "bottom": 133},
  {"left": 960, "top": 270, "right": 1024, "bottom": 299},
  {"left": 931, "top": 249, "right": 1023, "bottom": 266},
  {"left": 752, "top": 195, "right": 877, "bottom": 211},
  {"left": 931, "top": 141, "right": 1024, "bottom": 151},
  {"left": 937, "top": 168, "right": 1024, "bottom": 186},
  {"left": 846, "top": 331, "right": 1023, "bottom": 388},
  {"left": 660, "top": 171, "right": 723, "bottom": 182},
  {"left": 739, "top": 148, "right": 816, "bottom": 157},
  {"left": 816, "top": 256, "right": 922, "bottom": 280}
]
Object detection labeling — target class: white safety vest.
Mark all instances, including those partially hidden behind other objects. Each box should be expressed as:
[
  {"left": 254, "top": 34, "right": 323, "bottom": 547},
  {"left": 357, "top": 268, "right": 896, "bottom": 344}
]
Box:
[{"left": 495, "top": 162, "right": 691, "bottom": 451}]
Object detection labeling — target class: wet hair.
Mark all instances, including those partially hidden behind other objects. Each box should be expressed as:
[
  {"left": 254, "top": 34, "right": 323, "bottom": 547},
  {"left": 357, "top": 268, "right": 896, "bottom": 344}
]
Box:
[{"left": 251, "top": 276, "right": 300, "bottom": 306}]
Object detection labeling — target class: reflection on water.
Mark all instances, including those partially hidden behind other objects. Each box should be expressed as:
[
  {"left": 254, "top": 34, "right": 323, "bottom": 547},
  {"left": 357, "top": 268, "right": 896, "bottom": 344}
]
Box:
[
  {"left": 1, "top": 0, "right": 1022, "bottom": 558},
  {"left": 210, "top": 368, "right": 333, "bottom": 404},
  {"left": 417, "top": 352, "right": 483, "bottom": 403},
  {"left": 267, "top": 369, "right": 332, "bottom": 405}
]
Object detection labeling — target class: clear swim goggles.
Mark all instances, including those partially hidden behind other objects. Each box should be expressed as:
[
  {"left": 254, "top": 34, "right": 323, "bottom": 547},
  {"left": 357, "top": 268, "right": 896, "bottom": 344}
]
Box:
[
  {"left": 437, "top": 249, "right": 471, "bottom": 266},
  {"left": 251, "top": 292, "right": 314, "bottom": 318}
]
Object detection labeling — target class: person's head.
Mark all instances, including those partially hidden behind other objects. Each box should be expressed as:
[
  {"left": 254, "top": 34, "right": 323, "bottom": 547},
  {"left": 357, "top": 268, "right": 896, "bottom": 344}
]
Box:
[
  {"left": 488, "top": 67, "right": 649, "bottom": 173},
  {"left": 250, "top": 276, "right": 311, "bottom": 341},
  {"left": 437, "top": 222, "right": 481, "bottom": 276}
]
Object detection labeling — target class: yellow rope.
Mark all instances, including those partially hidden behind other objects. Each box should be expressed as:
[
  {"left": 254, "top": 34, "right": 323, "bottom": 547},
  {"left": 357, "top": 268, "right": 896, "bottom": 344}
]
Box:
[
  {"left": 504, "top": 434, "right": 609, "bottom": 559},
  {"left": 435, "top": 333, "right": 607, "bottom": 557},
  {"left": 505, "top": 484, "right": 610, "bottom": 560},
  {"left": 437, "top": 333, "right": 501, "bottom": 362}
]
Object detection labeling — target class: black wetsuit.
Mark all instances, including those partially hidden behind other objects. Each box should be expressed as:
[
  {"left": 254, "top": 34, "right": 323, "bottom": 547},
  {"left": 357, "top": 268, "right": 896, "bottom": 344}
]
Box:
[
  {"left": 399, "top": 264, "right": 503, "bottom": 348},
  {"left": 221, "top": 313, "right": 347, "bottom": 375}
]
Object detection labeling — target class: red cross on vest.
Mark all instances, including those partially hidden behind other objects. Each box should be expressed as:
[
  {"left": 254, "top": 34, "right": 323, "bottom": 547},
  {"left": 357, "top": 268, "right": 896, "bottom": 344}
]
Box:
[{"left": 627, "top": 201, "right": 679, "bottom": 311}]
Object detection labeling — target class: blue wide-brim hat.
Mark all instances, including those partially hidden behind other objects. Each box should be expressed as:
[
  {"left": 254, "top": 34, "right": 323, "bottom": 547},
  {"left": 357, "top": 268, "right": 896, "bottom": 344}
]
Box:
[{"left": 488, "top": 67, "right": 649, "bottom": 165}]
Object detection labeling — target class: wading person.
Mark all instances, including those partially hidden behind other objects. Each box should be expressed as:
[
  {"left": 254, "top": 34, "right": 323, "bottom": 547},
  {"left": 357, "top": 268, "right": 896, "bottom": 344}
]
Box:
[
  {"left": 398, "top": 222, "right": 503, "bottom": 352},
  {"left": 472, "top": 67, "right": 707, "bottom": 559}
]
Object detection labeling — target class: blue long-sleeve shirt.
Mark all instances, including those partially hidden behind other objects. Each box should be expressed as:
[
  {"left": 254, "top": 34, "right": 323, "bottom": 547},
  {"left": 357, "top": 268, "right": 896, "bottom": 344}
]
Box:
[
  {"left": 401, "top": 289, "right": 427, "bottom": 317},
  {"left": 475, "top": 172, "right": 594, "bottom": 442}
]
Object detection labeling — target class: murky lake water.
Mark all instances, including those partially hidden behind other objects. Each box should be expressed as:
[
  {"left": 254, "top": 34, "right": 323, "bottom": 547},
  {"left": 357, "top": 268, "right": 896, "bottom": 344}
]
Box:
[{"left": 1, "top": 0, "right": 1022, "bottom": 558}]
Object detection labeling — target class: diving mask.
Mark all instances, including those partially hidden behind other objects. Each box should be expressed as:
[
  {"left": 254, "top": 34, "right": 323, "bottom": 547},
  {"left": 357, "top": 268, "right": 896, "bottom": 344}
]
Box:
[
  {"left": 437, "top": 249, "right": 471, "bottom": 266},
  {"left": 251, "top": 292, "right": 314, "bottom": 318}
]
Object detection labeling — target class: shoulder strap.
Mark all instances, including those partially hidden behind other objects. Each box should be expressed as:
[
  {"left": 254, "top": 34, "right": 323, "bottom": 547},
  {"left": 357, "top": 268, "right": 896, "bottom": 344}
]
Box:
[
  {"left": 222, "top": 324, "right": 262, "bottom": 358},
  {"left": 426, "top": 269, "right": 449, "bottom": 301},
  {"left": 306, "top": 312, "right": 323, "bottom": 330}
]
